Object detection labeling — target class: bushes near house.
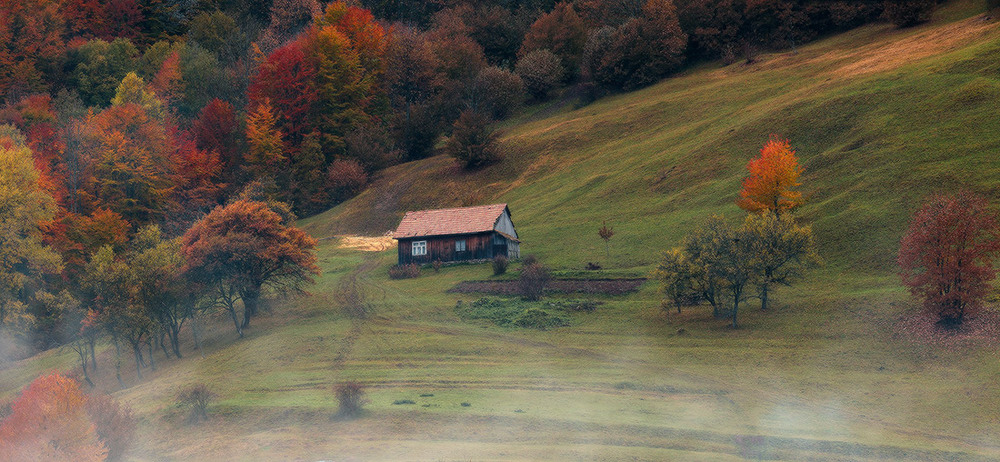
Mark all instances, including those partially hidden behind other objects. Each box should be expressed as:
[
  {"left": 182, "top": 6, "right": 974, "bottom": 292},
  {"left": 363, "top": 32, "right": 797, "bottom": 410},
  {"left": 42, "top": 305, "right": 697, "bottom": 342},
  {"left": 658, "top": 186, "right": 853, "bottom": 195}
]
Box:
[
  {"left": 518, "top": 262, "right": 551, "bottom": 301},
  {"left": 492, "top": 255, "right": 509, "bottom": 275}
]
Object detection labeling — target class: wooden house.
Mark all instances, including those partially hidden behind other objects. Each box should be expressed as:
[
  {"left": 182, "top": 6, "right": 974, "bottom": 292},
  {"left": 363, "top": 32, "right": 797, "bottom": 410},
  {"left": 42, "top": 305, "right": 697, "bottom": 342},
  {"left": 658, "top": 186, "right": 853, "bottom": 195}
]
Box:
[{"left": 392, "top": 204, "right": 521, "bottom": 265}]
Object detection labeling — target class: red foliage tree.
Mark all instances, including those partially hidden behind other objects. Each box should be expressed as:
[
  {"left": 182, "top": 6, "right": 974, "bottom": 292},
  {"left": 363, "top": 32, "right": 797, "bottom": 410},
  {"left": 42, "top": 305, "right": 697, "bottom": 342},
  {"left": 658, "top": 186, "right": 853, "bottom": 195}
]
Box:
[
  {"left": 62, "top": 0, "right": 144, "bottom": 41},
  {"left": 736, "top": 136, "right": 805, "bottom": 215},
  {"left": 150, "top": 49, "right": 182, "bottom": 108},
  {"left": 898, "top": 191, "right": 1000, "bottom": 326},
  {"left": 172, "top": 135, "right": 226, "bottom": 215},
  {"left": 248, "top": 39, "right": 319, "bottom": 144},
  {"left": 191, "top": 98, "right": 240, "bottom": 173}
]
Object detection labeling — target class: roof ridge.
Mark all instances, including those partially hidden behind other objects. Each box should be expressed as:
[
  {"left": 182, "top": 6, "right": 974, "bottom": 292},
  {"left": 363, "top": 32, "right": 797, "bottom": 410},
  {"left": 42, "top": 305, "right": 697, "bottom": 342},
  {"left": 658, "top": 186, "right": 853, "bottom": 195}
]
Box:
[{"left": 404, "top": 203, "right": 507, "bottom": 215}]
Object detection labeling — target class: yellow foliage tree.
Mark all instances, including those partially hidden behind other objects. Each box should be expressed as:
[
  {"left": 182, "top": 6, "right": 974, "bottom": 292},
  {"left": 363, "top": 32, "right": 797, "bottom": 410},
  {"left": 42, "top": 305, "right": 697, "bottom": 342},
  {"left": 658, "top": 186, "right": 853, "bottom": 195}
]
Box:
[
  {"left": 111, "top": 72, "right": 164, "bottom": 118},
  {"left": 0, "top": 137, "right": 61, "bottom": 334},
  {"left": 245, "top": 99, "right": 287, "bottom": 177}
]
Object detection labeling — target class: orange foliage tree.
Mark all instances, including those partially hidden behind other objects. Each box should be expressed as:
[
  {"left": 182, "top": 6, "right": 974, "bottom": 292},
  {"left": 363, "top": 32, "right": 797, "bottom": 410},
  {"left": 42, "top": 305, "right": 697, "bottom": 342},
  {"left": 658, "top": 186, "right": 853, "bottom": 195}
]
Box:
[
  {"left": 244, "top": 99, "right": 286, "bottom": 179},
  {"left": 181, "top": 199, "right": 319, "bottom": 337},
  {"left": 0, "top": 373, "right": 107, "bottom": 461},
  {"left": 736, "top": 136, "right": 804, "bottom": 215}
]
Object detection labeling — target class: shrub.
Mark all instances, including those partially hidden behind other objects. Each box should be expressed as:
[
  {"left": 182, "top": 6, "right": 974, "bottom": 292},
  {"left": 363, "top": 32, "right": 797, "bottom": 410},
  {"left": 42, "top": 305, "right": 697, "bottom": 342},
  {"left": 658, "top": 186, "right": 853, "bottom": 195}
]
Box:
[
  {"left": 178, "top": 384, "right": 214, "bottom": 424},
  {"left": 515, "top": 50, "right": 564, "bottom": 99},
  {"left": 513, "top": 307, "right": 568, "bottom": 329},
  {"left": 445, "top": 110, "right": 503, "bottom": 169},
  {"left": 883, "top": 0, "right": 936, "bottom": 27},
  {"left": 518, "top": 263, "right": 551, "bottom": 301},
  {"left": 334, "top": 382, "right": 367, "bottom": 418},
  {"left": 522, "top": 254, "right": 539, "bottom": 266},
  {"left": 388, "top": 263, "right": 421, "bottom": 279},
  {"left": 492, "top": 255, "right": 509, "bottom": 275},
  {"left": 85, "top": 394, "right": 136, "bottom": 462},
  {"left": 326, "top": 159, "right": 369, "bottom": 203},
  {"left": 585, "top": 262, "right": 602, "bottom": 270},
  {"left": 555, "top": 300, "right": 600, "bottom": 312},
  {"left": 473, "top": 66, "right": 526, "bottom": 120},
  {"left": 392, "top": 399, "right": 416, "bottom": 405},
  {"left": 432, "top": 260, "right": 443, "bottom": 272}
]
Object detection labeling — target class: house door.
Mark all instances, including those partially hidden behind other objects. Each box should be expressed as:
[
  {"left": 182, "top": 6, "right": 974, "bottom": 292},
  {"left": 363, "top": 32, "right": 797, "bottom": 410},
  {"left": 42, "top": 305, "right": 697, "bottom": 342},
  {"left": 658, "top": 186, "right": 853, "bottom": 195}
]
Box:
[{"left": 492, "top": 234, "right": 507, "bottom": 258}]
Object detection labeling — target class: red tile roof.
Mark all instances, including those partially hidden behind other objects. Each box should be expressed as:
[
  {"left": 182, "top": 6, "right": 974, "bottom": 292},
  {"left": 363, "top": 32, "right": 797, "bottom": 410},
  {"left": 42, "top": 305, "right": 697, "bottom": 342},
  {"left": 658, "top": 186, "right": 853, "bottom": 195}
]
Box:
[{"left": 392, "top": 204, "right": 509, "bottom": 239}]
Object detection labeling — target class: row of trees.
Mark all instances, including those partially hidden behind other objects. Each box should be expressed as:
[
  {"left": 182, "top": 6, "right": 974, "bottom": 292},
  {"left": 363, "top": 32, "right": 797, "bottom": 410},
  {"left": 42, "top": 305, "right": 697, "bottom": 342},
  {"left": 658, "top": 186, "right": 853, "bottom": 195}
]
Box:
[
  {"left": 660, "top": 135, "right": 1000, "bottom": 330},
  {"left": 657, "top": 137, "right": 819, "bottom": 328},
  {"left": 70, "top": 191, "right": 318, "bottom": 388},
  {"left": 1, "top": 117, "right": 319, "bottom": 383}
]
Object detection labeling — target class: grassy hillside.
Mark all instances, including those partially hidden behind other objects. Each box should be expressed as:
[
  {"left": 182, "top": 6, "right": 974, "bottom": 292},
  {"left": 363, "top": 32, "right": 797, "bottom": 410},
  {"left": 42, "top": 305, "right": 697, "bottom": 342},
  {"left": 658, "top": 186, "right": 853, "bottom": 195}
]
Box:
[
  {"left": 4, "top": 1, "right": 1000, "bottom": 460},
  {"left": 303, "top": 0, "right": 1000, "bottom": 277}
]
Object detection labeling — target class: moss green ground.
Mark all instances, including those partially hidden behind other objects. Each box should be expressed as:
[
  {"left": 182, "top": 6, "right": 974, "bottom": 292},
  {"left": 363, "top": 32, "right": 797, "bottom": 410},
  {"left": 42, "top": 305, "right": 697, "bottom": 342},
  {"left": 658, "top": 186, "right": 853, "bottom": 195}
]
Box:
[{"left": 5, "top": 1, "right": 1000, "bottom": 460}]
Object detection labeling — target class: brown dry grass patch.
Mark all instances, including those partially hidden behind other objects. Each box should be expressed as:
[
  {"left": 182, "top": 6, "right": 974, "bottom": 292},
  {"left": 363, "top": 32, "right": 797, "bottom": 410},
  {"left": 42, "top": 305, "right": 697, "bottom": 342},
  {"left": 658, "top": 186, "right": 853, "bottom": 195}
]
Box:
[
  {"left": 833, "top": 16, "right": 1000, "bottom": 78},
  {"left": 337, "top": 234, "right": 394, "bottom": 252}
]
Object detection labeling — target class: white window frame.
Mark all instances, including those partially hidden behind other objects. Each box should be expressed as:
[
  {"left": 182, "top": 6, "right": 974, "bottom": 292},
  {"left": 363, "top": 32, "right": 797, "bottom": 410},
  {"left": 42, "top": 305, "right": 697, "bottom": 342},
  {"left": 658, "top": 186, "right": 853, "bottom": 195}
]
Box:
[
  {"left": 412, "top": 240, "right": 427, "bottom": 256},
  {"left": 455, "top": 239, "right": 467, "bottom": 252}
]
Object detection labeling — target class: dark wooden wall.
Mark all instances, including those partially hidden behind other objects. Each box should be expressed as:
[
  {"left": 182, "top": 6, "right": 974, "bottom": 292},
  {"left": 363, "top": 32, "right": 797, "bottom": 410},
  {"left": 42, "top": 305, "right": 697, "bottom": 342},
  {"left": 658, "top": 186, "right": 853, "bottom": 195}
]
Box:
[{"left": 397, "top": 232, "right": 517, "bottom": 265}]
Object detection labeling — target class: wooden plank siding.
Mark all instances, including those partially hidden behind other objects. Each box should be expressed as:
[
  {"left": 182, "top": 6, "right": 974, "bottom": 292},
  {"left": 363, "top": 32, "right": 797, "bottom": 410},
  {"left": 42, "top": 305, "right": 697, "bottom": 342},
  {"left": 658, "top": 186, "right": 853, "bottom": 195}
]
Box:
[{"left": 397, "top": 232, "right": 518, "bottom": 265}]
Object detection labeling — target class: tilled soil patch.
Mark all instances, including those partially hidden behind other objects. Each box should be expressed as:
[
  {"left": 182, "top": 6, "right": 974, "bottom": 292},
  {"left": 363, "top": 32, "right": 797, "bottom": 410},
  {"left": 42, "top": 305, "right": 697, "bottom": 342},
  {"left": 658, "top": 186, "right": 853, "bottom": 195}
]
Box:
[{"left": 448, "top": 278, "right": 646, "bottom": 296}]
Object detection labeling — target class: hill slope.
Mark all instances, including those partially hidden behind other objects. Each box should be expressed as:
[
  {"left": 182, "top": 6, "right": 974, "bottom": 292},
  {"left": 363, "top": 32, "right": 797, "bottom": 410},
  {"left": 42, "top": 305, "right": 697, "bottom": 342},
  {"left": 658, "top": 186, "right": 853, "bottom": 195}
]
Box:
[{"left": 304, "top": 0, "right": 1000, "bottom": 277}]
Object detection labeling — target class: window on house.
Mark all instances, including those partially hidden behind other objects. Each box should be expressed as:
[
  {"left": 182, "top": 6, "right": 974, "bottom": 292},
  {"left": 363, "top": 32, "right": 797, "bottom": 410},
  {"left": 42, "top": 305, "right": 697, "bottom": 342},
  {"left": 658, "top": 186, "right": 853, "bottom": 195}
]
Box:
[
  {"left": 455, "top": 240, "right": 466, "bottom": 252},
  {"left": 412, "top": 240, "right": 427, "bottom": 256}
]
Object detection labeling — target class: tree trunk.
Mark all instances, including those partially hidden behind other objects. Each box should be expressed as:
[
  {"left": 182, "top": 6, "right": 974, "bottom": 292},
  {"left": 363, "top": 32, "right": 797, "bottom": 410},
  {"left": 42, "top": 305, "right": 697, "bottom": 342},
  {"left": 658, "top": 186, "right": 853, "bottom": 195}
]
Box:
[
  {"left": 113, "top": 340, "right": 125, "bottom": 389},
  {"left": 171, "top": 325, "right": 183, "bottom": 358},
  {"left": 241, "top": 293, "right": 260, "bottom": 330},
  {"left": 228, "top": 307, "right": 244, "bottom": 338},
  {"left": 159, "top": 331, "right": 171, "bottom": 359},
  {"left": 131, "top": 344, "right": 143, "bottom": 380},
  {"left": 89, "top": 338, "right": 98, "bottom": 372},
  {"left": 148, "top": 342, "right": 156, "bottom": 372},
  {"left": 76, "top": 346, "right": 94, "bottom": 387},
  {"left": 192, "top": 315, "right": 205, "bottom": 358},
  {"left": 731, "top": 287, "right": 742, "bottom": 329},
  {"left": 760, "top": 284, "right": 769, "bottom": 311}
]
